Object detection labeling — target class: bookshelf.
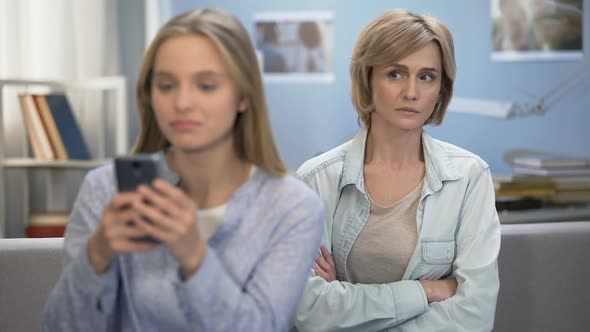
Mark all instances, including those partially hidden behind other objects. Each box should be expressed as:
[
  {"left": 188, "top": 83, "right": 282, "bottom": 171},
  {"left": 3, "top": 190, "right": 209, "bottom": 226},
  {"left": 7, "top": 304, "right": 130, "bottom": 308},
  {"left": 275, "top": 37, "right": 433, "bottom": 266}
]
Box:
[
  {"left": 0, "top": 77, "right": 128, "bottom": 238},
  {"left": 3, "top": 158, "right": 109, "bottom": 169}
]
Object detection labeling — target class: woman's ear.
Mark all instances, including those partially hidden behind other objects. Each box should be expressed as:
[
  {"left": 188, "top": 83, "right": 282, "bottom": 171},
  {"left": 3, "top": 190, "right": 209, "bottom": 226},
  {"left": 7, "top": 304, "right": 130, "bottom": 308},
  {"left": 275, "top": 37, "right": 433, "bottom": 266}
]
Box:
[{"left": 238, "top": 98, "right": 249, "bottom": 112}]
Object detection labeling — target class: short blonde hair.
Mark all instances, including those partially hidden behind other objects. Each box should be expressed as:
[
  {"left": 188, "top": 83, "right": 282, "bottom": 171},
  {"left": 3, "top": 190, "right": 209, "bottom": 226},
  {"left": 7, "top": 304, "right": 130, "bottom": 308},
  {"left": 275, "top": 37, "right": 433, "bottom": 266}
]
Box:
[
  {"left": 350, "top": 9, "right": 456, "bottom": 127},
  {"left": 133, "top": 8, "right": 287, "bottom": 177}
]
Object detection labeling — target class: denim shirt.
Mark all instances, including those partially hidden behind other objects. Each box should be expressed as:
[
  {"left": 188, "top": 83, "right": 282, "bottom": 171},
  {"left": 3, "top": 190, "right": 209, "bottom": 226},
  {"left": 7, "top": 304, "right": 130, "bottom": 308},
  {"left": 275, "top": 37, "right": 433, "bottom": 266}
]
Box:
[
  {"left": 42, "top": 152, "right": 324, "bottom": 332},
  {"left": 293, "top": 127, "right": 501, "bottom": 332}
]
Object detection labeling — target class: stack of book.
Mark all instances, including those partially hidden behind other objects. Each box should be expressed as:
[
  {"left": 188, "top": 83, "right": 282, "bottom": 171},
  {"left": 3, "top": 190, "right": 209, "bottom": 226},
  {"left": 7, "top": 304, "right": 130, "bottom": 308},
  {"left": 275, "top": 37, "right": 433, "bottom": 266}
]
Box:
[
  {"left": 495, "top": 152, "right": 590, "bottom": 212},
  {"left": 512, "top": 153, "right": 590, "bottom": 205},
  {"left": 494, "top": 174, "right": 555, "bottom": 211},
  {"left": 25, "top": 212, "right": 69, "bottom": 238},
  {"left": 18, "top": 93, "right": 90, "bottom": 161},
  {"left": 512, "top": 154, "right": 590, "bottom": 177}
]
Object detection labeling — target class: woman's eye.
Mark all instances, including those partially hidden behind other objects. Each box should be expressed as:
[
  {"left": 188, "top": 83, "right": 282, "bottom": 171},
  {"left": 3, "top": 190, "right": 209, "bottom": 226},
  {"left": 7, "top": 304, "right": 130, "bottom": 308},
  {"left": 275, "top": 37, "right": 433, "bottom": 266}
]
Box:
[
  {"left": 199, "top": 84, "right": 217, "bottom": 92},
  {"left": 388, "top": 71, "right": 402, "bottom": 79},
  {"left": 156, "top": 83, "right": 174, "bottom": 92},
  {"left": 421, "top": 74, "right": 436, "bottom": 81}
]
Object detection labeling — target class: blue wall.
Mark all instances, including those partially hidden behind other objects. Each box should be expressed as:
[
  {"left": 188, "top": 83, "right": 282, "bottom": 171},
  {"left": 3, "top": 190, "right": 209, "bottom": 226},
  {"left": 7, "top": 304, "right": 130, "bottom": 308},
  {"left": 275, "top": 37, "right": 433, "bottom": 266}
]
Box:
[{"left": 167, "top": 0, "right": 590, "bottom": 173}]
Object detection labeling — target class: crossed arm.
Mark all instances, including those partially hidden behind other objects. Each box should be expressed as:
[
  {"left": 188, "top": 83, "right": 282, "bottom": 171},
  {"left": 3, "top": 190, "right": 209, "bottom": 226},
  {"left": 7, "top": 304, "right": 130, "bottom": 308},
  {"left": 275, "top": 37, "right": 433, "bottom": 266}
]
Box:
[{"left": 294, "top": 168, "right": 501, "bottom": 332}]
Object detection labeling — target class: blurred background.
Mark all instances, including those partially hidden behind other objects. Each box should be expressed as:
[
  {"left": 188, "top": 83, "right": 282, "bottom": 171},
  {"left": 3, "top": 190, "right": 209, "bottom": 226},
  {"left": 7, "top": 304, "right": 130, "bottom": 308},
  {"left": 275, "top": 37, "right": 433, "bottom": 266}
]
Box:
[{"left": 0, "top": 0, "right": 589, "bottom": 237}]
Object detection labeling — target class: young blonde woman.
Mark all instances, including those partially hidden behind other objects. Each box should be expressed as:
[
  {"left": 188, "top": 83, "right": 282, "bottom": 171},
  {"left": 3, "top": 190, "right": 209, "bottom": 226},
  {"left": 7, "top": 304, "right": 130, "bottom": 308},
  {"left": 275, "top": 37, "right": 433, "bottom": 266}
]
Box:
[
  {"left": 43, "top": 8, "right": 323, "bottom": 331},
  {"left": 293, "top": 9, "right": 501, "bottom": 332}
]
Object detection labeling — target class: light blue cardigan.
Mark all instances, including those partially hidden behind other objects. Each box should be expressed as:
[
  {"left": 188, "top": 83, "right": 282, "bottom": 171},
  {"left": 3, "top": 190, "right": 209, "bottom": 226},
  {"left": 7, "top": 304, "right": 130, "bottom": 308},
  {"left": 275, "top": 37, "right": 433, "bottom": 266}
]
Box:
[
  {"left": 293, "top": 127, "right": 501, "bottom": 332},
  {"left": 43, "top": 154, "right": 324, "bottom": 332}
]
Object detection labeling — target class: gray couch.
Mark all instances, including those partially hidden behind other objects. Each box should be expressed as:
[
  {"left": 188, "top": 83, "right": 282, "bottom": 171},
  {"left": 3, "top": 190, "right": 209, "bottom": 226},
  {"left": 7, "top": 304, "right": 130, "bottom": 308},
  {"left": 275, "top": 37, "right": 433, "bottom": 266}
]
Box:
[
  {"left": 0, "top": 238, "right": 63, "bottom": 332},
  {"left": 494, "top": 221, "right": 590, "bottom": 332},
  {"left": 1, "top": 222, "right": 589, "bottom": 331}
]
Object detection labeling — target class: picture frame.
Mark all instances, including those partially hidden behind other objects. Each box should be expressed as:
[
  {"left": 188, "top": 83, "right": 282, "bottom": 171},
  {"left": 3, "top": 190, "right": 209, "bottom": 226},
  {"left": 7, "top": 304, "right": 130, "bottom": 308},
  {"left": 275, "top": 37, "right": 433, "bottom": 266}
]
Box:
[
  {"left": 491, "top": 0, "right": 583, "bottom": 61},
  {"left": 254, "top": 11, "right": 334, "bottom": 83}
]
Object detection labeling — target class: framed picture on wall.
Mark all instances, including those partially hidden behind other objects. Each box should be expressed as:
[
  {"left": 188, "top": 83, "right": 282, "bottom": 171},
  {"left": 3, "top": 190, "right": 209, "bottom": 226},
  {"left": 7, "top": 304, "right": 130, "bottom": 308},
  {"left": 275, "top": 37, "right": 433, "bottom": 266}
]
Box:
[
  {"left": 491, "top": 0, "right": 583, "bottom": 61},
  {"left": 254, "top": 11, "right": 334, "bottom": 83}
]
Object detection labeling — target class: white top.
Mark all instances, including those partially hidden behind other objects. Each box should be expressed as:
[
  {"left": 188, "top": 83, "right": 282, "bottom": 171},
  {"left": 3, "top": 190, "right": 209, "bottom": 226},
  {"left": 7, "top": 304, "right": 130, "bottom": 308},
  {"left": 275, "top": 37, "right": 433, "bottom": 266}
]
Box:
[
  {"left": 197, "top": 166, "right": 256, "bottom": 240},
  {"left": 197, "top": 204, "right": 227, "bottom": 241}
]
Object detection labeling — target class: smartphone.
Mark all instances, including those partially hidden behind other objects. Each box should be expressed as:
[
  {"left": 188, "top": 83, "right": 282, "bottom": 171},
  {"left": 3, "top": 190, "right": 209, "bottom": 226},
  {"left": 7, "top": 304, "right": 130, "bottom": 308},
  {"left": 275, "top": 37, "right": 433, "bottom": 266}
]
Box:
[{"left": 114, "top": 154, "right": 165, "bottom": 243}]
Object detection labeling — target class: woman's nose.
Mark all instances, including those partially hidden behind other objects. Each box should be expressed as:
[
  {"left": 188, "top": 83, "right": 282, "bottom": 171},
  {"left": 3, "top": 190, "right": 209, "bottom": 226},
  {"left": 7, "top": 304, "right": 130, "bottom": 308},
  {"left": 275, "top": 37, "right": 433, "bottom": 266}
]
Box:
[
  {"left": 174, "top": 85, "right": 194, "bottom": 112},
  {"left": 403, "top": 80, "right": 419, "bottom": 101}
]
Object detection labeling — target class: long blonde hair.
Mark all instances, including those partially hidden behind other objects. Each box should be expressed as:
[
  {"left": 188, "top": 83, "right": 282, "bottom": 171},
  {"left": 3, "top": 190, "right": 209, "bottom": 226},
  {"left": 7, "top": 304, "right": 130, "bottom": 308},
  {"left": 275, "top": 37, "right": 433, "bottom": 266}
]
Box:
[
  {"left": 133, "top": 8, "right": 287, "bottom": 177},
  {"left": 350, "top": 9, "right": 456, "bottom": 127}
]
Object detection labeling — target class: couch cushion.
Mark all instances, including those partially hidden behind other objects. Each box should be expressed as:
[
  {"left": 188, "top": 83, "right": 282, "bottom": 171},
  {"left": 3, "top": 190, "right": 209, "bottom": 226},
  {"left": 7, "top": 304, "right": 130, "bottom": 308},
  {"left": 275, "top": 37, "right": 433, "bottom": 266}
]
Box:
[
  {"left": 0, "top": 238, "right": 64, "bottom": 332},
  {"left": 495, "top": 221, "right": 590, "bottom": 332}
]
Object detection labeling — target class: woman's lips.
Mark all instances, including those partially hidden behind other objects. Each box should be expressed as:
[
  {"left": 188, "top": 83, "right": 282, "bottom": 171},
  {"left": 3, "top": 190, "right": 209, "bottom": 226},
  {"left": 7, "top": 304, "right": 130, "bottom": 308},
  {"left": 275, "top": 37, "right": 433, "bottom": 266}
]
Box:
[
  {"left": 397, "top": 107, "right": 419, "bottom": 114},
  {"left": 171, "top": 120, "right": 203, "bottom": 130}
]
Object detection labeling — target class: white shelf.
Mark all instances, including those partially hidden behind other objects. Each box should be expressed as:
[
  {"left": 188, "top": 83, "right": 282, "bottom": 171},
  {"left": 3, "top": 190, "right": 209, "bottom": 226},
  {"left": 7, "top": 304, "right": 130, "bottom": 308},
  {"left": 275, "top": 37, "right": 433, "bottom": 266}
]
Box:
[
  {"left": 0, "top": 77, "right": 128, "bottom": 238},
  {"left": 3, "top": 158, "right": 110, "bottom": 169}
]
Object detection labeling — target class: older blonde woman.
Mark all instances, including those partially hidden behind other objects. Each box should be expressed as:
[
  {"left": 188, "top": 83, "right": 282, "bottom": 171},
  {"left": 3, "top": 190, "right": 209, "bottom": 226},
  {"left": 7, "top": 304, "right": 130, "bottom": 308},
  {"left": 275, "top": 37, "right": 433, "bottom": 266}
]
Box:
[
  {"left": 294, "top": 9, "right": 500, "bottom": 332},
  {"left": 43, "top": 8, "right": 323, "bottom": 331}
]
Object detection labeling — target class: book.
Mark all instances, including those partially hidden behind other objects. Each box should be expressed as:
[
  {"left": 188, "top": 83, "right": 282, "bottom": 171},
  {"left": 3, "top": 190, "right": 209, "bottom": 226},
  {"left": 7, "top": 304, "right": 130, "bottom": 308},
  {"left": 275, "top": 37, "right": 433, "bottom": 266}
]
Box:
[
  {"left": 512, "top": 154, "right": 590, "bottom": 169},
  {"left": 25, "top": 225, "right": 65, "bottom": 238},
  {"left": 496, "top": 196, "right": 544, "bottom": 211},
  {"left": 495, "top": 174, "right": 590, "bottom": 191},
  {"left": 18, "top": 95, "right": 44, "bottom": 159},
  {"left": 493, "top": 174, "right": 555, "bottom": 191},
  {"left": 553, "top": 176, "right": 590, "bottom": 191},
  {"left": 512, "top": 166, "right": 590, "bottom": 177},
  {"left": 495, "top": 187, "right": 556, "bottom": 198},
  {"left": 29, "top": 212, "right": 69, "bottom": 226},
  {"left": 548, "top": 191, "right": 590, "bottom": 204},
  {"left": 33, "top": 95, "right": 68, "bottom": 160},
  {"left": 44, "top": 93, "right": 91, "bottom": 159},
  {"left": 18, "top": 94, "right": 56, "bottom": 160}
]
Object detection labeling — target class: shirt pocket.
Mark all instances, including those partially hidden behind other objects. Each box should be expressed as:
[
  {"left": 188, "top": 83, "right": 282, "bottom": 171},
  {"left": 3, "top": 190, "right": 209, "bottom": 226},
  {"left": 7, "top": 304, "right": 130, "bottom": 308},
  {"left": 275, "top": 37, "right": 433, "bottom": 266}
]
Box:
[
  {"left": 422, "top": 237, "right": 455, "bottom": 264},
  {"left": 417, "top": 237, "right": 456, "bottom": 279}
]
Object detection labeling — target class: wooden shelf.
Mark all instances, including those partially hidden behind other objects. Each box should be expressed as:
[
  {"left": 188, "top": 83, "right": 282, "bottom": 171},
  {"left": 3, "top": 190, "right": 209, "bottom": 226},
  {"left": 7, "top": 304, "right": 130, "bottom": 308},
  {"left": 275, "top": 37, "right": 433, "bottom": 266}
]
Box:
[
  {"left": 499, "top": 205, "right": 590, "bottom": 224},
  {"left": 2, "top": 158, "right": 110, "bottom": 169}
]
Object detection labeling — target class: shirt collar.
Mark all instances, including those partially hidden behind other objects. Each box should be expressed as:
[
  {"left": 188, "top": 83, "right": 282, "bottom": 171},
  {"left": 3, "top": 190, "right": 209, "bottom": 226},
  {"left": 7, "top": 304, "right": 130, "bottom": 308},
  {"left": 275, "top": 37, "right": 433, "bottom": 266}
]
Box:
[
  {"left": 340, "top": 127, "right": 368, "bottom": 193},
  {"left": 421, "top": 131, "right": 462, "bottom": 192},
  {"left": 339, "top": 127, "right": 462, "bottom": 194}
]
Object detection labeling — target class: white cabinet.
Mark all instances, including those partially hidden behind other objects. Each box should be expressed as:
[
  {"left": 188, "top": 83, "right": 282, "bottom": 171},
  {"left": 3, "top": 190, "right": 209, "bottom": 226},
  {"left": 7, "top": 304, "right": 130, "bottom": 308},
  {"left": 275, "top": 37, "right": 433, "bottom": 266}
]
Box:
[{"left": 0, "top": 77, "right": 128, "bottom": 237}]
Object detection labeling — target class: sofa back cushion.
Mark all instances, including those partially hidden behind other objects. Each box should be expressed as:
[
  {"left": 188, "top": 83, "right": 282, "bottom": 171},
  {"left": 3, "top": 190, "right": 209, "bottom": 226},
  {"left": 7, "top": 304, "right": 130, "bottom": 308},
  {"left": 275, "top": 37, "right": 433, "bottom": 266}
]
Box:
[
  {"left": 0, "top": 238, "right": 64, "bottom": 332},
  {"left": 495, "top": 221, "right": 590, "bottom": 332}
]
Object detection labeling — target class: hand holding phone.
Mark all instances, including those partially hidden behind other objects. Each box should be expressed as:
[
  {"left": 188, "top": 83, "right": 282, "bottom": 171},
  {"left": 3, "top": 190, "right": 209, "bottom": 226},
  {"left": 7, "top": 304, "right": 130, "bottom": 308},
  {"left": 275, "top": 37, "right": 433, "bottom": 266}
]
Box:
[
  {"left": 114, "top": 154, "right": 205, "bottom": 274},
  {"left": 114, "top": 154, "right": 165, "bottom": 243}
]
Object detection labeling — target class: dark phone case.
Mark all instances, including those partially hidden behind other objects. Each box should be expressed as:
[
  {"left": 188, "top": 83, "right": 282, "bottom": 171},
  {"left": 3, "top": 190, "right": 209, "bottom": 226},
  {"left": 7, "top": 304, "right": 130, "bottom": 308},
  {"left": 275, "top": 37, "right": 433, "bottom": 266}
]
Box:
[
  {"left": 115, "top": 155, "right": 161, "bottom": 192},
  {"left": 114, "top": 155, "right": 162, "bottom": 243}
]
